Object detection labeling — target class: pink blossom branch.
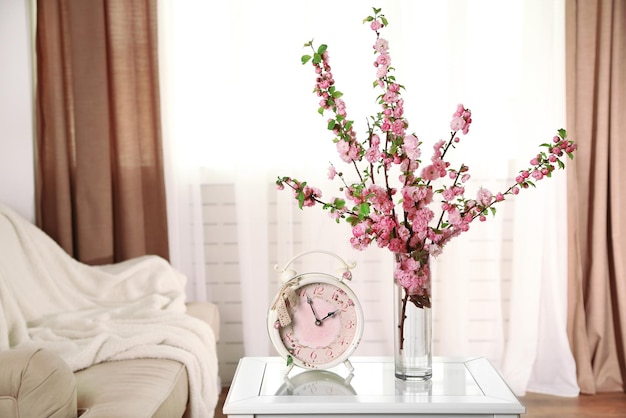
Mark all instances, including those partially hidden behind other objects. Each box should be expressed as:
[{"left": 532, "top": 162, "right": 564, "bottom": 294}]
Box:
[{"left": 278, "top": 9, "right": 577, "bottom": 310}]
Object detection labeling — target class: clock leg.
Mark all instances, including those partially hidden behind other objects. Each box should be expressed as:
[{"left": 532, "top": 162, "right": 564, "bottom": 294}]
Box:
[
  {"left": 281, "top": 362, "right": 294, "bottom": 379},
  {"left": 343, "top": 359, "right": 354, "bottom": 373}
]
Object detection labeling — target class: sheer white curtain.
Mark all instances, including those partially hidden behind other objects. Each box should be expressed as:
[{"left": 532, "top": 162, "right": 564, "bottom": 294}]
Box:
[{"left": 159, "top": 0, "right": 578, "bottom": 396}]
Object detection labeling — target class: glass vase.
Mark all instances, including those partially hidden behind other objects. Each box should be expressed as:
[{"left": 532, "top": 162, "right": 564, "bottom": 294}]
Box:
[{"left": 393, "top": 252, "right": 432, "bottom": 380}]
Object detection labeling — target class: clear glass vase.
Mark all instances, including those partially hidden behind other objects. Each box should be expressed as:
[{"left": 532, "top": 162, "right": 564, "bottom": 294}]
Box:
[{"left": 393, "top": 253, "right": 432, "bottom": 380}]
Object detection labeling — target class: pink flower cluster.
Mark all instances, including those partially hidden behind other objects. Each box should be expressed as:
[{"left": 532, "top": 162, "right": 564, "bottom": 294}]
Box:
[
  {"left": 277, "top": 8, "right": 577, "bottom": 303},
  {"left": 515, "top": 135, "right": 578, "bottom": 188},
  {"left": 276, "top": 178, "right": 321, "bottom": 208},
  {"left": 450, "top": 104, "right": 472, "bottom": 135},
  {"left": 309, "top": 43, "right": 362, "bottom": 164},
  {"left": 394, "top": 252, "right": 430, "bottom": 296}
]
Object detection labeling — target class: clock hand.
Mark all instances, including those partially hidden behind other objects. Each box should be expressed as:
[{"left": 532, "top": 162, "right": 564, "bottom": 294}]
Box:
[
  {"left": 320, "top": 309, "right": 340, "bottom": 322},
  {"left": 306, "top": 293, "right": 322, "bottom": 326}
]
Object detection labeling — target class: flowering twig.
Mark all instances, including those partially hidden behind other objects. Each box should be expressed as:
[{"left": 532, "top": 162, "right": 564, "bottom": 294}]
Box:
[{"left": 276, "top": 7, "right": 577, "bottom": 306}]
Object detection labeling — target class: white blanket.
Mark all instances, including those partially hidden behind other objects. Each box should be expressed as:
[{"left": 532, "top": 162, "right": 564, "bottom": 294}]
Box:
[{"left": 0, "top": 203, "right": 218, "bottom": 417}]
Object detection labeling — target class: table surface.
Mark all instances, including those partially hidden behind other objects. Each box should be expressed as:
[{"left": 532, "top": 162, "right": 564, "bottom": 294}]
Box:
[{"left": 223, "top": 356, "right": 526, "bottom": 417}]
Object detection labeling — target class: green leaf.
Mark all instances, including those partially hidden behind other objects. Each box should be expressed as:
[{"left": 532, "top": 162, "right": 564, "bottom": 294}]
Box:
[
  {"left": 318, "top": 44, "right": 327, "bottom": 55},
  {"left": 332, "top": 91, "right": 343, "bottom": 98},
  {"left": 363, "top": 16, "right": 374, "bottom": 23},
  {"left": 296, "top": 182, "right": 307, "bottom": 209},
  {"left": 358, "top": 203, "right": 370, "bottom": 218},
  {"left": 557, "top": 159, "right": 565, "bottom": 169},
  {"left": 558, "top": 128, "right": 567, "bottom": 139},
  {"left": 301, "top": 55, "right": 312, "bottom": 65},
  {"left": 287, "top": 355, "right": 293, "bottom": 366},
  {"left": 334, "top": 198, "right": 346, "bottom": 209},
  {"left": 490, "top": 207, "right": 496, "bottom": 216},
  {"left": 297, "top": 191, "right": 305, "bottom": 209},
  {"left": 381, "top": 16, "right": 388, "bottom": 26},
  {"left": 318, "top": 107, "right": 324, "bottom": 115},
  {"left": 313, "top": 53, "right": 322, "bottom": 64},
  {"left": 328, "top": 119, "right": 336, "bottom": 130}
]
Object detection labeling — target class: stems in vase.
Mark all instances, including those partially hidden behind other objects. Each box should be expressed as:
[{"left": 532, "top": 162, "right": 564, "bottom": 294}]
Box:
[{"left": 399, "top": 289, "right": 409, "bottom": 350}]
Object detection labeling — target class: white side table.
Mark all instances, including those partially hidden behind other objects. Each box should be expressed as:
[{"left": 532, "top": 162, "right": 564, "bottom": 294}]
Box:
[{"left": 223, "top": 356, "right": 525, "bottom": 417}]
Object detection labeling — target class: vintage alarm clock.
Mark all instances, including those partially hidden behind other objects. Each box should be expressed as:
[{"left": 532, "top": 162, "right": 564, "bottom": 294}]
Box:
[{"left": 267, "top": 250, "right": 364, "bottom": 375}]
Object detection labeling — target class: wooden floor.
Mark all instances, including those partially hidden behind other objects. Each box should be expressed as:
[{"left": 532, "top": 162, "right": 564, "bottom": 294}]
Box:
[{"left": 215, "top": 387, "right": 626, "bottom": 417}]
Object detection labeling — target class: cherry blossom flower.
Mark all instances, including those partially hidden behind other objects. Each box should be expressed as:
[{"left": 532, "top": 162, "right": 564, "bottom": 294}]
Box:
[
  {"left": 476, "top": 187, "right": 493, "bottom": 206},
  {"left": 403, "top": 134, "right": 421, "bottom": 160},
  {"left": 328, "top": 165, "right": 337, "bottom": 180},
  {"left": 374, "top": 38, "right": 389, "bottom": 53}
]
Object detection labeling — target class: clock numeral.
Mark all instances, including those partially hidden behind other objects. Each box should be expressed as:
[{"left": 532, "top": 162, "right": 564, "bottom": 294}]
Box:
[
  {"left": 339, "top": 298, "right": 355, "bottom": 312},
  {"left": 331, "top": 289, "right": 344, "bottom": 301},
  {"left": 326, "top": 348, "right": 334, "bottom": 357},
  {"left": 310, "top": 350, "right": 318, "bottom": 360},
  {"left": 295, "top": 345, "right": 304, "bottom": 356},
  {"left": 313, "top": 284, "right": 325, "bottom": 295},
  {"left": 344, "top": 320, "right": 355, "bottom": 329}
]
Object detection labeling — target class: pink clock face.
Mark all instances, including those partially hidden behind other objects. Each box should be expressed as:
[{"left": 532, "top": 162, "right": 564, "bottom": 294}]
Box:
[{"left": 278, "top": 281, "right": 359, "bottom": 368}]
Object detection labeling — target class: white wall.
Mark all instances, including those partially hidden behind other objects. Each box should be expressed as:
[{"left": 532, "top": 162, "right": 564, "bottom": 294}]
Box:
[{"left": 0, "top": 0, "right": 35, "bottom": 222}]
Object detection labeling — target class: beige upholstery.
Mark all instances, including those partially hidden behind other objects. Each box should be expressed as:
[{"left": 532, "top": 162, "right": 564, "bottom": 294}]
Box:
[
  {"left": 186, "top": 301, "right": 221, "bottom": 342},
  {"left": 0, "top": 301, "right": 220, "bottom": 418},
  {"left": 75, "top": 358, "right": 188, "bottom": 418},
  {"left": 0, "top": 348, "right": 77, "bottom": 418}
]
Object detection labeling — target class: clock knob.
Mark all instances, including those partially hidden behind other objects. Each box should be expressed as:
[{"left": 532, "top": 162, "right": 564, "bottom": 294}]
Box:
[
  {"left": 280, "top": 268, "right": 297, "bottom": 283},
  {"left": 338, "top": 268, "right": 353, "bottom": 281}
]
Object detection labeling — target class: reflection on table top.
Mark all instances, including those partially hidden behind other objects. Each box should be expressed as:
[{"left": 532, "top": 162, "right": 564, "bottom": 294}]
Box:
[{"left": 260, "top": 357, "right": 483, "bottom": 397}]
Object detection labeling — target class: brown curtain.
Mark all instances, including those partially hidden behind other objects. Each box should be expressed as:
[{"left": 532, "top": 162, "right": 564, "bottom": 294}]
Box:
[
  {"left": 35, "top": 0, "right": 169, "bottom": 265},
  {"left": 566, "top": 0, "right": 626, "bottom": 394}
]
